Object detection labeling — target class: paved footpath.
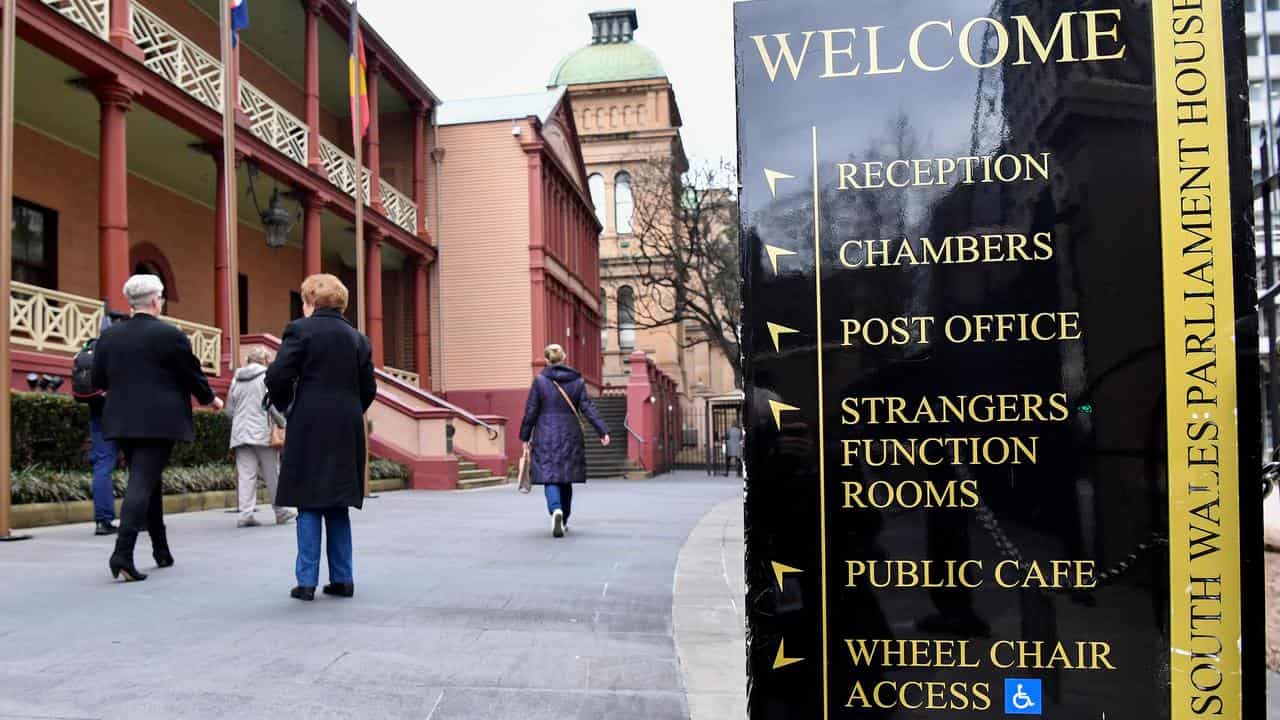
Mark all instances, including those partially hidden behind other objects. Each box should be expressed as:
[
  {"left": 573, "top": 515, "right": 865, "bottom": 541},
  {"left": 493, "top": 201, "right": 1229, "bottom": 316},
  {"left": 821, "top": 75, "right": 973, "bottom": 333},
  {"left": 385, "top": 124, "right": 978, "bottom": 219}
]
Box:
[{"left": 0, "top": 472, "right": 740, "bottom": 720}]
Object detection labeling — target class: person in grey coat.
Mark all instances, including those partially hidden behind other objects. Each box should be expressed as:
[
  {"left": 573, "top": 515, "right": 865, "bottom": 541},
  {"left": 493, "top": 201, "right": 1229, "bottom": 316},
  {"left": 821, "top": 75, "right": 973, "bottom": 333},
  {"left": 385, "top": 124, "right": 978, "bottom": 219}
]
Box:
[
  {"left": 225, "top": 347, "right": 295, "bottom": 528},
  {"left": 519, "top": 344, "right": 610, "bottom": 538}
]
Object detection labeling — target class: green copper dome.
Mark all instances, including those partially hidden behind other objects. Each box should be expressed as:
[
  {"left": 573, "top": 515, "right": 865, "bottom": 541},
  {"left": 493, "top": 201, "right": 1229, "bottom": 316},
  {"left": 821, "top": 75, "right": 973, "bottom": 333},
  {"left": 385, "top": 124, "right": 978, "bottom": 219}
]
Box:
[
  {"left": 549, "top": 10, "right": 665, "bottom": 86},
  {"left": 549, "top": 42, "right": 666, "bottom": 86}
]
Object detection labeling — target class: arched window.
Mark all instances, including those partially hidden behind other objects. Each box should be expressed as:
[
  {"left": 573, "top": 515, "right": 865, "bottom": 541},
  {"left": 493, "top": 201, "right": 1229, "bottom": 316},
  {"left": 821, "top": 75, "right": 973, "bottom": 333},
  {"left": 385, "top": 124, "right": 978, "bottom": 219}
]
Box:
[
  {"left": 588, "top": 173, "right": 606, "bottom": 231},
  {"left": 617, "top": 285, "right": 636, "bottom": 350},
  {"left": 615, "top": 171, "right": 633, "bottom": 235},
  {"left": 599, "top": 288, "right": 609, "bottom": 351}
]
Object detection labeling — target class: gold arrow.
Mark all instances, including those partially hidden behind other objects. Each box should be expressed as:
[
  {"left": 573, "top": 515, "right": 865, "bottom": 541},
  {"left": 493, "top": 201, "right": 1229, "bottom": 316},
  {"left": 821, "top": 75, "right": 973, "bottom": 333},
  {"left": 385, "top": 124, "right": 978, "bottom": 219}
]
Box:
[
  {"left": 765, "top": 245, "right": 796, "bottom": 274},
  {"left": 766, "top": 322, "right": 798, "bottom": 353},
  {"left": 764, "top": 168, "right": 795, "bottom": 198},
  {"left": 768, "top": 399, "right": 799, "bottom": 430},
  {"left": 771, "top": 561, "right": 802, "bottom": 592},
  {"left": 773, "top": 640, "right": 804, "bottom": 669}
]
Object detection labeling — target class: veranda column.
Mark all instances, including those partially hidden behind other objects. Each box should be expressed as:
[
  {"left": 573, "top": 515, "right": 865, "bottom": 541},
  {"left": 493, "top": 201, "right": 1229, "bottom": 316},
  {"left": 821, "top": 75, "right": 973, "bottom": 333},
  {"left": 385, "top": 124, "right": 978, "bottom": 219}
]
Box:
[
  {"left": 303, "top": 192, "right": 324, "bottom": 276},
  {"left": 413, "top": 102, "right": 428, "bottom": 238},
  {"left": 365, "top": 57, "right": 383, "bottom": 212},
  {"left": 108, "top": 0, "right": 143, "bottom": 60},
  {"left": 93, "top": 79, "right": 133, "bottom": 312},
  {"left": 303, "top": 0, "right": 322, "bottom": 173},
  {"left": 413, "top": 256, "right": 430, "bottom": 388},
  {"left": 213, "top": 149, "right": 232, "bottom": 369},
  {"left": 366, "top": 230, "right": 384, "bottom": 366}
]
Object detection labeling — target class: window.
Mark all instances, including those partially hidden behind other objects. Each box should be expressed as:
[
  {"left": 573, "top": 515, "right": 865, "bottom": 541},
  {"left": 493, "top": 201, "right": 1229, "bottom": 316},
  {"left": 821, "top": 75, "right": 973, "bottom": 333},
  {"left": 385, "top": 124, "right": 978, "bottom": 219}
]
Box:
[
  {"left": 1249, "top": 0, "right": 1258, "bottom": 11},
  {"left": 1253, "top": 82, "right": 1265, "bottom": 102},
  {"left": 1250, "top": 36, "right": 1261, "bottom": 55},
  {"left": 600, "top": 288, "right": 609, "bottom": 351},
  {"left": 588, "top": 173, "right": 606, "bottom": 231},
  {"left": 617, "top": 285, "right": 635, "bottom": 350},
  {"left": 12, "top": 199, "right": 57, "bottom": 288},
  {"left": 615, "top": 171, "right": 633, "bottom": 235},
  {"left": 1271, "top": 0, "right": 1280, "bottom": 11}
]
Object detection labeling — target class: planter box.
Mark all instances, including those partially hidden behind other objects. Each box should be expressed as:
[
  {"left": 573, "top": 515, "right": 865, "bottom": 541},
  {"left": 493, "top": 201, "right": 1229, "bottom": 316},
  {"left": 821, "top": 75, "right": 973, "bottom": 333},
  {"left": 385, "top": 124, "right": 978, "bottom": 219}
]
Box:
[{"left": 11, "top": 477, "right": 407, "bottom": 530}]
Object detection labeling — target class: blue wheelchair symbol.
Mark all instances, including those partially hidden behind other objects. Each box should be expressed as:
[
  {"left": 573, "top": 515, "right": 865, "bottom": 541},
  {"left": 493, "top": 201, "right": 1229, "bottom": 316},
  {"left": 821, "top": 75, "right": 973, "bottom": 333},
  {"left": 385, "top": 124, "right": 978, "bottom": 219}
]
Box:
[{"left": 1004, "top": 678, "right": 1042, "bottom": 715}]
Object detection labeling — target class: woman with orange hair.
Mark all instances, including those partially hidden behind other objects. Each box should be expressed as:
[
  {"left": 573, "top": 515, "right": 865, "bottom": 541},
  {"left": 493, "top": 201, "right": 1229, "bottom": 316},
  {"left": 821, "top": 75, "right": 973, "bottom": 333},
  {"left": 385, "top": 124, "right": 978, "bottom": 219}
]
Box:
[{"left": 266, "top": 274, "right": 377, "bottom": 601}]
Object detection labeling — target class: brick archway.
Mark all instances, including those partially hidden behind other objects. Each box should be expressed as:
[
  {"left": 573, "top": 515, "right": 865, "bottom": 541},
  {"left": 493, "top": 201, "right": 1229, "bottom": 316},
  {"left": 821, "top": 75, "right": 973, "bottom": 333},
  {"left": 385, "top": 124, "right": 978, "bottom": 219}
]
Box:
[{"left": 129, "top": 242, "right": 180, "bottom": 302}]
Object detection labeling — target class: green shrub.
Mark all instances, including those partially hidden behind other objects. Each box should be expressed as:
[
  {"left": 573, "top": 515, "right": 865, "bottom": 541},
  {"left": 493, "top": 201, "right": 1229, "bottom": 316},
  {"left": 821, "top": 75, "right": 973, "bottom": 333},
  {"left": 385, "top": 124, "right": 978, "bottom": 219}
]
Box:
[
  {"left": 369, "top": 458, "right": 410, "bottom": 480},
  {"left": 171, "top": 412, "right": 232, "bottom": 466},
  {"left": 11, "top": 463, "right": 237, "bottom": 504},
  {"left": 13, "top": 459, "right": 408, "bottom": 505},
  {"left": 11, "top": 392, "right": 90, "bottom": 470},
  {"left": 9, "top": 392, "right": 231, "bottom": 470}
]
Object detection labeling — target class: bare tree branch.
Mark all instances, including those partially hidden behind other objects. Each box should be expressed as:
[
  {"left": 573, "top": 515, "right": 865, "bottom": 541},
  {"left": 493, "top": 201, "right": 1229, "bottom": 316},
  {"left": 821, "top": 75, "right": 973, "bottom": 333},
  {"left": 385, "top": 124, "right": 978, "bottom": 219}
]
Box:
[{"left": 623, "top": 158, "right": 741, "bottom": 387}]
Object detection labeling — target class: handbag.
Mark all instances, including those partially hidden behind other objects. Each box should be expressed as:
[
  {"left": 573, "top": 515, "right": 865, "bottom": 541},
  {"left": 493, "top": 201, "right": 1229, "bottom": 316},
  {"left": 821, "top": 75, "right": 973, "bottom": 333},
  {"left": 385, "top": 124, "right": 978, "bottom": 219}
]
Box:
[
  {"left": 517, "top": 446, "right": 533, "bottom": 494},
  {"left": 270, "top": 424, "right": 286, "bottom": 449}
]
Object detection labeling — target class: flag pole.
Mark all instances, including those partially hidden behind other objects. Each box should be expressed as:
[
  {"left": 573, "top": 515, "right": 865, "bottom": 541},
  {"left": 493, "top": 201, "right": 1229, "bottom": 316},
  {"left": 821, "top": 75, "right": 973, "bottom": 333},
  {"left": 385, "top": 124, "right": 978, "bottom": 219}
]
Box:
[
  {"left": 0, "top": 0, "right": 29, "bottom": 542},
  {"left": 350, "top": 4, "right": 371, "bottom": 499},
  {"left": 219, "top": 0, "right": 240, "bottom": 373}
]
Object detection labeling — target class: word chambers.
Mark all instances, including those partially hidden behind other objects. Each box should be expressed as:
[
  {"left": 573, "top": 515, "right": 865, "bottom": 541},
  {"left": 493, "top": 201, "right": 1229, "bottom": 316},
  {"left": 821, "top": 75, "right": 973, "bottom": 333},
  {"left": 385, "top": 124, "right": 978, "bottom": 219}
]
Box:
[{"left": 750, "top": 10, "right": 1127, "bottom": 82}]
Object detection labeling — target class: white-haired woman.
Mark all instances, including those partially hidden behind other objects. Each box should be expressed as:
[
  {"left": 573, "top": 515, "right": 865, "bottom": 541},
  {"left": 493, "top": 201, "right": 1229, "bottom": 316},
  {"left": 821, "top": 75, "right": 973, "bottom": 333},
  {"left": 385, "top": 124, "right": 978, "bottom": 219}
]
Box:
[
  {"left": 225, "top": 347, "right": 295, "bottom": 528},
  {"left": 518, "top": 344, "right": 610, "bottom": 537},
  {"left": 92, "top": 274, "right": 222, "bottom": 582}
]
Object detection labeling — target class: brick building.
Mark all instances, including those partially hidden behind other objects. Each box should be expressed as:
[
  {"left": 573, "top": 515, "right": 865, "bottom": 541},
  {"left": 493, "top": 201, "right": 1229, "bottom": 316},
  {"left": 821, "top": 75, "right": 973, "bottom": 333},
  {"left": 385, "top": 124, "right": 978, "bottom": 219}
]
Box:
[{"left": 5, "top": 0, "right": 533, "bottom": 489}]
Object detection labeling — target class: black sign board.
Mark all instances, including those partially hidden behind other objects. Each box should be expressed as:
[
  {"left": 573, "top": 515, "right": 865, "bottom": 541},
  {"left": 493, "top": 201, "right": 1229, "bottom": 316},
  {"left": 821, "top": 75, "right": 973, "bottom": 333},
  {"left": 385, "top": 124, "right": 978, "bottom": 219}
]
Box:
[{"left": 735, "top": 0, "right": 1263, "bottom": 717}]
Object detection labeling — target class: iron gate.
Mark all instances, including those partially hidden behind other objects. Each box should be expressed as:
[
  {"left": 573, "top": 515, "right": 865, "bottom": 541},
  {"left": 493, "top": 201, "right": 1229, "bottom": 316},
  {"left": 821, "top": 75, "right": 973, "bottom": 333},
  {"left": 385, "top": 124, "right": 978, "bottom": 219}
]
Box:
[{"left": 674, "top": 398, "right": 743, "bottom": 473}]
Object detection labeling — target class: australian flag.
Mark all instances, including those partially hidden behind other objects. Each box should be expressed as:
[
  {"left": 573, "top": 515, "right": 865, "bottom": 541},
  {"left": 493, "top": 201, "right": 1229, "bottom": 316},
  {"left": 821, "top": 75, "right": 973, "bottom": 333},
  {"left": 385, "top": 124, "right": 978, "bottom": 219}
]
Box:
[{"left": 230, "top": 0, "right": 249, "bottom": 46}]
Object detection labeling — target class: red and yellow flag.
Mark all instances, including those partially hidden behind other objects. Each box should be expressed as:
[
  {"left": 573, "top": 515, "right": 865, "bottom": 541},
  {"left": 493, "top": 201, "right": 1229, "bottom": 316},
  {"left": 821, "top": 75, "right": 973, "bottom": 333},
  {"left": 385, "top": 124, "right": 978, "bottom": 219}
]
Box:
[{"left": 348, "top": 1, "right": 369, "bottom": 143}]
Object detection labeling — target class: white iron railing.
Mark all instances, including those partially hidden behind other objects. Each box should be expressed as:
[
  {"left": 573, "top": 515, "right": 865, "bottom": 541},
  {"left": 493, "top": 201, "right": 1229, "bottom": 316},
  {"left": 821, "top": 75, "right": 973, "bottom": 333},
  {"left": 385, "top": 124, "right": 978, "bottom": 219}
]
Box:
[
  {"left": 41, "top": 0, "right": 109, "bottom": 39},
  {"left": 162, "top": 316, "right": 223, "bottom": 376},
  {"left": 10, "top": 282, "right": 104, "bottom": 355},
  {"left": 9, "top": 283, "right": 222, "bottom": 376},
  {"left": 132, "top": 3, "right": 223, "bottom": 112},
  {"left": 90, "top": 2, "right": 417, "bottom": 234},
  {"left": 239, "top": 80, "right": 309, "bottom": 168},
  {"left": 384, "top": 366, "right": 421, "bottom": 387},
  {"left": 380, "top": 182, "right": 418, "bottom": 235}
]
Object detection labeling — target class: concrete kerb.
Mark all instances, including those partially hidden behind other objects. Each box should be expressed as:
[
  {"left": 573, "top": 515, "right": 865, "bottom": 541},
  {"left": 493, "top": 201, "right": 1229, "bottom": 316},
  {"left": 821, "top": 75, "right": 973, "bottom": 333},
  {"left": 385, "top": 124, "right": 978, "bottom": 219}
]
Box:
[{"left": 673, "top": 495, "right": 746, "bottom": 720}]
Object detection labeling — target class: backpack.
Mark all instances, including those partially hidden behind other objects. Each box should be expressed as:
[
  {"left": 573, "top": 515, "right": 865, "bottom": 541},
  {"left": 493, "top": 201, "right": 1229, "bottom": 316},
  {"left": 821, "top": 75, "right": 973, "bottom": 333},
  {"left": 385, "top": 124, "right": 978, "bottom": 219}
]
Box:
[{"left": 71, "top": 338, "right": 102, "bottom": 402}]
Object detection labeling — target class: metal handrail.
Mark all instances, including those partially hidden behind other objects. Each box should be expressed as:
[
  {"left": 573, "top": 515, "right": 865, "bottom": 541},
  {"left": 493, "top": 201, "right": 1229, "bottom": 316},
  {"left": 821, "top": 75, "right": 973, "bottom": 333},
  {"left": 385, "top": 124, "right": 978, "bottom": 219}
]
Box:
[{"left": 623, "top": 415, "right": 647, "bottom": 472}]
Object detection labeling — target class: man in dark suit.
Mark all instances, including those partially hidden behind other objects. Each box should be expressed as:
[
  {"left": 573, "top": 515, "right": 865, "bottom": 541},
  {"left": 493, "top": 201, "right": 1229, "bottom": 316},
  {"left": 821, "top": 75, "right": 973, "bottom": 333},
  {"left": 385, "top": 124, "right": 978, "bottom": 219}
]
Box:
[{"left": 92, "top": 274, "right": 222, "bottom": 582}]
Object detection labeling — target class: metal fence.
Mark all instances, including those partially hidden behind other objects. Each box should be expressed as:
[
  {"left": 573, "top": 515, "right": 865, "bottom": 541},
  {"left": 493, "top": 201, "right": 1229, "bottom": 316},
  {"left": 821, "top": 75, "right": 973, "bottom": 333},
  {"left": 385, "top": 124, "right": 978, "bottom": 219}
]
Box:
[{"left": 1256, "top": 140, "right": 1280, "bottom": 454}]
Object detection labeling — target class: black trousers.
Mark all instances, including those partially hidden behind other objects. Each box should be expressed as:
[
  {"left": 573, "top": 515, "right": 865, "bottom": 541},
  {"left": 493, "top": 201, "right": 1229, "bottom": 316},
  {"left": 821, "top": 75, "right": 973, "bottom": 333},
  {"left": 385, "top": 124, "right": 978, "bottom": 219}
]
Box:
[{"left": 111, "top": 440, "right": 174, "bottom": 561}]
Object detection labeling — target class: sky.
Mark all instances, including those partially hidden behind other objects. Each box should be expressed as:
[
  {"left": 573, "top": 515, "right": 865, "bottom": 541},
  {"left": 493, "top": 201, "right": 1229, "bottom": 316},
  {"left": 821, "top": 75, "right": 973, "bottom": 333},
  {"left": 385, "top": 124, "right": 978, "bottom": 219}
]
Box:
[{"left": 358, "top": 0, "right": 738, "bottom": 166}]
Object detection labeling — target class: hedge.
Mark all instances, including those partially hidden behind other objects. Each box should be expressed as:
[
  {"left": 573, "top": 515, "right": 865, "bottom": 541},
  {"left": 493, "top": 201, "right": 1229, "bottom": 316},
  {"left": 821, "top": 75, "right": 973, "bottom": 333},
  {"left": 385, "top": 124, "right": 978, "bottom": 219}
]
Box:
[
  {"left": 10, "top": 391, "right": 231, "bottom": 470},
  {"left": 10, "top": 459, "right": 410, "bottom": 505}
]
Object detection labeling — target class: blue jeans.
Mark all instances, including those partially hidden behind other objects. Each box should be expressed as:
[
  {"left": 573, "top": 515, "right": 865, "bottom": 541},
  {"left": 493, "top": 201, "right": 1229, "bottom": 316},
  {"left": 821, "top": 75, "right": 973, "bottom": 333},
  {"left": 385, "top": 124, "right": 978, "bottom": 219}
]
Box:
[
  {"left": 544, "top": 484, "right": 573, "bottom": 522},
  {"left": 295, "top": 508, "right": 353, "bottom": 588},
  {"left": 88, "top": 417, "right": 117, "bottom": 523}
]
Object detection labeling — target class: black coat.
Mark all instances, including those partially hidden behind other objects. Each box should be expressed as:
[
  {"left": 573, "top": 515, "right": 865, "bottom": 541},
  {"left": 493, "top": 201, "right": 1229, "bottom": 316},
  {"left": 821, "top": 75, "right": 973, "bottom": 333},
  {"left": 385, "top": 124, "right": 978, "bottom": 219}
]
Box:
[
  {"left": 266, "top": 309, "right": 377, "bottom": 510},
  {"left": 91, "top": 313, "right": 216, "bottom": 442},
  {"left": 518, "top": 365, "right": 608, "bottom": 485}
]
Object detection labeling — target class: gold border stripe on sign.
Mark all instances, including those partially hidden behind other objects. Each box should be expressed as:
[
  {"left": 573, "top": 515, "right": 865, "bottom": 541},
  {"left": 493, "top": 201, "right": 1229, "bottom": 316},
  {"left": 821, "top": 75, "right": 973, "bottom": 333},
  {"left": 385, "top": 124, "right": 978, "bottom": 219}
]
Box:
[
  {"left": 812, "top": 125, "right": 830, "bottom": 719},
  {"left": 1151, "top": 0, "right": 1243, "bottom": 717}
]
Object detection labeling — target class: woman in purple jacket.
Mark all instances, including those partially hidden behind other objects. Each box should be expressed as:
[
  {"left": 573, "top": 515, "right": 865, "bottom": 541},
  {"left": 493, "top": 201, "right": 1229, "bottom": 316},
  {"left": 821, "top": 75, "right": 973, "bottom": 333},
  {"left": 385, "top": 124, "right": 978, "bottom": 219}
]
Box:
[{"left": 519, "top": 344, "right": 610, "bottom": 537}]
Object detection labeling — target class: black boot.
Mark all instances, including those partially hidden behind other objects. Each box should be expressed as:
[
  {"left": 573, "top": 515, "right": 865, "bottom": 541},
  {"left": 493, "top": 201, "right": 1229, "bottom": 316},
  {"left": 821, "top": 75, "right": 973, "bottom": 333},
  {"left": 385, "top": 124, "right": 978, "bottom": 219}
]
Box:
[
  {"left": 109, "top": 529, "right": 147, "bottom": 582},
  {"left": 290, "top": 586, "right": 316, "bottom": 601},
  {"left": 150, "top": 526, "right": 174, "bottom": 568},
  {"left": 323, "top": 582, "right": 355, "bottom": 598},
  {"left": 94, "top": 521, "right": 117, "bottom": 536}
]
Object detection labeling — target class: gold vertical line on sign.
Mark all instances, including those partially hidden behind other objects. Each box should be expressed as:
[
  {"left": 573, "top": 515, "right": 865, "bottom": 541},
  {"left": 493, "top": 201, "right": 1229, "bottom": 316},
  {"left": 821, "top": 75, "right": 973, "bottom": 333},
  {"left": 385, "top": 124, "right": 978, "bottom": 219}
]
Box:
[
  {"left": 1150, "top": 0, "right": 1243, "bottom": 717},
  {"left": 811, "top": 125, "right": 829, "bottom": 719}
]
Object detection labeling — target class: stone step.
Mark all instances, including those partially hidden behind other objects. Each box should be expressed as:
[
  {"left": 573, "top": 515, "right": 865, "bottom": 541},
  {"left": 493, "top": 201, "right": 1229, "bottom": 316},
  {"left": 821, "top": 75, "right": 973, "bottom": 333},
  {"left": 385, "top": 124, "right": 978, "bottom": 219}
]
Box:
[
  {"left": 458, "top": 469, "right": 491, "bottom": 480},
  {"left": 457, "top": 475, "right": 509, "bottom": 490}
]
